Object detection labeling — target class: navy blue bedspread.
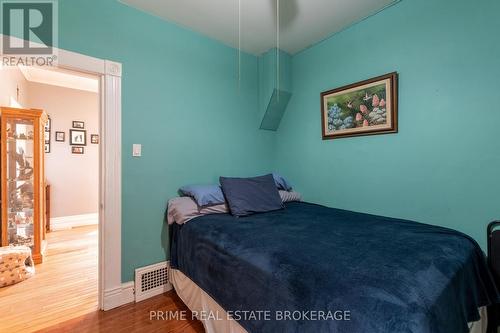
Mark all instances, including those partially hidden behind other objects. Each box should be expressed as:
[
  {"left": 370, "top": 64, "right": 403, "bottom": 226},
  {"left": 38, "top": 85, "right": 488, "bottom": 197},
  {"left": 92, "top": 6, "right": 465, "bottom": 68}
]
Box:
[{"left": 170, "top": 202, "right": 499, "bottom": 333}]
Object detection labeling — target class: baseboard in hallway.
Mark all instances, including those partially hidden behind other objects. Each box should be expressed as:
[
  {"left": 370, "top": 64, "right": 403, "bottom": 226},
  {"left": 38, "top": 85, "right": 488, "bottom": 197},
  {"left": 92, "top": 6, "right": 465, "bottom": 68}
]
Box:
[{"left": 50, "top": 213, "right": 98, "bottom": 231}]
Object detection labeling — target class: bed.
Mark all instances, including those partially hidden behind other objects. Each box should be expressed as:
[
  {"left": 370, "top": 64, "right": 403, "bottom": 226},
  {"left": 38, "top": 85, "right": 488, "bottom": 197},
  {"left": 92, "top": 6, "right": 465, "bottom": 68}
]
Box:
[{"left": 170, "top": 201, "right": 498, "bottom": 333}]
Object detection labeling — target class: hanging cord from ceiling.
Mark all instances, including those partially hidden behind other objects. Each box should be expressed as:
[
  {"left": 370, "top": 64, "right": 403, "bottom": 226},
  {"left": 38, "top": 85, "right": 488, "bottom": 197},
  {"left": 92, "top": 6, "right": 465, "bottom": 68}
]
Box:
[
  {"left": 276, "top": 0, "right": 280, "bottom": 102},
  {"left": 238, "top": 0, "right": 241, "bottom": 90}
]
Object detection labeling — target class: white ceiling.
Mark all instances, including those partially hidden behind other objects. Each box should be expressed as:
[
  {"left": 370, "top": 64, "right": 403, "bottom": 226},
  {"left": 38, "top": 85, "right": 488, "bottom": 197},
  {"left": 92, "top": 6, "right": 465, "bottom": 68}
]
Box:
[
  {"left": 119, "top": 0, "right": 396, "bottom": 55},
  {"left": 19, "top": 66, "right": 99, "bottom": 93}
]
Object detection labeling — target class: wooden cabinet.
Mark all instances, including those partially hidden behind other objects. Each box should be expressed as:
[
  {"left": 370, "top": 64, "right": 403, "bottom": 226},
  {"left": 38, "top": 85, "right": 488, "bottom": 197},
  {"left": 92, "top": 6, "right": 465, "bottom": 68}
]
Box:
[{"left": 0, "top": 107, "right": 47, "bottom": 264}]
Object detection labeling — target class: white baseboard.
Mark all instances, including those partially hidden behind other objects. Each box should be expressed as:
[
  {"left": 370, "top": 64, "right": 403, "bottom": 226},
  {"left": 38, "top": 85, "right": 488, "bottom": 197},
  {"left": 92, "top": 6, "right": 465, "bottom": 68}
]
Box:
[
  {"left": 121, "top": 281, "right": 135, "bottom": 305},
  {"left": 103, "top": 281, "right": 135, "bottom": 311},
  {"left": 50, "top": 213, "right": 98, "bottom": 231}
]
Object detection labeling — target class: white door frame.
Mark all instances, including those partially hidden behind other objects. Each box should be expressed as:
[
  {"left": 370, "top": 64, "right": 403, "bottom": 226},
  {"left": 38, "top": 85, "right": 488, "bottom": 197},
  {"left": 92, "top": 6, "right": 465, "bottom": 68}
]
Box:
[{"left": 1, "top": 35, "right": 125, "bottom": 311}]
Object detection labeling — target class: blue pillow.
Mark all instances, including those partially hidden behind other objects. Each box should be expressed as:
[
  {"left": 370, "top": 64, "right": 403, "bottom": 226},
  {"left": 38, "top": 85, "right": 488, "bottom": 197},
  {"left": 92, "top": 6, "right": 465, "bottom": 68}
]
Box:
[
  {"left": 272, "top": 173, "right": 292, "bottom": 191},
  {"left": 220, "top": 174, "right": 284, "bottom": 217},
  {"left": 178, "top": 185, "right": 225, "bottom": 207}
]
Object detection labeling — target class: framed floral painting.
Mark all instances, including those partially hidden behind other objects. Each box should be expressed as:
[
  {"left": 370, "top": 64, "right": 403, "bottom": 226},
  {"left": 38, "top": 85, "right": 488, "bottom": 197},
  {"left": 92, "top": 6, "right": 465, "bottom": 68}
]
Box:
[{"left": 321, "top": 72, "right": 398, "bottom": 139}]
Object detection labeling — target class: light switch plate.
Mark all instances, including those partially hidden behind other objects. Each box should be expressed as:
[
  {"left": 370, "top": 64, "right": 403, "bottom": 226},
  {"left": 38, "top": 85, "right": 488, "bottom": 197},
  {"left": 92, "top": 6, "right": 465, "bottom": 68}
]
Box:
[{"left": 132, "top": 144, "right": 142, "bottom": 157}]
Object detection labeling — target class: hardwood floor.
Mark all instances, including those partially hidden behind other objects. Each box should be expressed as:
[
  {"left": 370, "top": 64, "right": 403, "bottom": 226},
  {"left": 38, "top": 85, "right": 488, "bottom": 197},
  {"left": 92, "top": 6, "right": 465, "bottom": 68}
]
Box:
[
  {"left": 36, "top": 291, "right": 205, "bottom": 333},
  {"left": 0, "top": 225, "right": 98, "bottom": 333},
  {"left": 1, "top": 225, "right": 204, "bottom": 333}
]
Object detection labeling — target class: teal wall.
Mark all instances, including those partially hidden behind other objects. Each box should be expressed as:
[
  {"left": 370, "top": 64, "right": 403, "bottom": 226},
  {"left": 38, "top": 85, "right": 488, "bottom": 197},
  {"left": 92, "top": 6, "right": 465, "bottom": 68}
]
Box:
[
  {"left": 275, "top": 0, "right": 500, "bottom": 249},
  {"left": 56, "top": 0, "right": 275, "bottom": 281},
  {"left": 3, "top": 0, "right": 498, "bottom": 281}
]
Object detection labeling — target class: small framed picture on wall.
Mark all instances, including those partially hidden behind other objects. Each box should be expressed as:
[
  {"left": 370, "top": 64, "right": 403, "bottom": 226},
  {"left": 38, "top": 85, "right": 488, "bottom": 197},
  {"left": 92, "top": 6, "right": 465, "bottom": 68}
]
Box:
[
  {"left": 70, "top": 129, "right": 87, "bottom": 146},
  {"left": 44, "top": 143, "right": 50, "bottom": 153},
  {"left": 91, "top": 134, "right": 99, "bottom": 144},
  {"left": 55, "top": 131, "right": 65, "bottom": 142},
  {"left": 72, "top": 146, "right": 84, "bottom": 154},
  {"left": 44, "top": 131, "right": 50, "bottom": 144},
  {"left": 45, "top": 116, "right": 51, "bottom": 132},
  {"left": 72, "top": 121, "right": 85, "bottom": 129}
]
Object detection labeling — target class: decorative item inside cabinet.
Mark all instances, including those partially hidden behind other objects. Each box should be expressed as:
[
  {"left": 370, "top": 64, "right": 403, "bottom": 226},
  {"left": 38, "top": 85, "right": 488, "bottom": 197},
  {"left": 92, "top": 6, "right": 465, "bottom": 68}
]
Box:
[{"left": 1, "top": 107, "right": 48, "bottom": 264}]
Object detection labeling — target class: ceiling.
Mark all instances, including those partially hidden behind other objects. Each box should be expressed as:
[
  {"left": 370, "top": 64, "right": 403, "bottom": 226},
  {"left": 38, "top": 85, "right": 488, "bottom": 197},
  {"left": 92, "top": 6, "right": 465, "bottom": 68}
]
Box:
[
  {"left": 19, "top": 66, "right": 99, "bottom": 93},
  {"left": 119, "top": 0, "right": 396, "bottom": 55}
]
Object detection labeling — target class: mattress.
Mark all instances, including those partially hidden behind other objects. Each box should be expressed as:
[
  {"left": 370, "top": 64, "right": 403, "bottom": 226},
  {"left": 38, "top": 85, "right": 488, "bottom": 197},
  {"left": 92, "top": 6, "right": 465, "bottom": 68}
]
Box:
[
  {"left": 170, "top": 201, "right": 499, "bottom": 332},
  {"left": 171, "top": 269, "right": 487, "bottom": 333}
]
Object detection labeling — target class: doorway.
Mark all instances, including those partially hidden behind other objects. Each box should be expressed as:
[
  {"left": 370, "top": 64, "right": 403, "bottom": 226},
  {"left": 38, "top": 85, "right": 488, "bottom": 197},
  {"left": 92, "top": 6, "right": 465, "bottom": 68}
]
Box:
[
  {"left": 0, "top": 66, "right": 100, "bottom": 331},
  {"left": 1, "top": 35, "right": 124, "bottom": 330}
]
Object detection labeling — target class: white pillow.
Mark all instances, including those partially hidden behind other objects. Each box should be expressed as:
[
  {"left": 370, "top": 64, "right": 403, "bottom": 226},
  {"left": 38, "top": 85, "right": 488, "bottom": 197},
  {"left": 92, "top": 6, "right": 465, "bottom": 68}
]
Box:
[{"left": 167, "top": 197, "right": 228, "bottom": 225}]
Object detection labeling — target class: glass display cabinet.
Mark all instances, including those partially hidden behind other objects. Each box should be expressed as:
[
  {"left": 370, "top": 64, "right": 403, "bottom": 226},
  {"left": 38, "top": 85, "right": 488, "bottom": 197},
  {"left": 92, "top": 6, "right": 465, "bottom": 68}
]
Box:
[{"left": 1, "top": 107, "right": 47, "bottom": 264}]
